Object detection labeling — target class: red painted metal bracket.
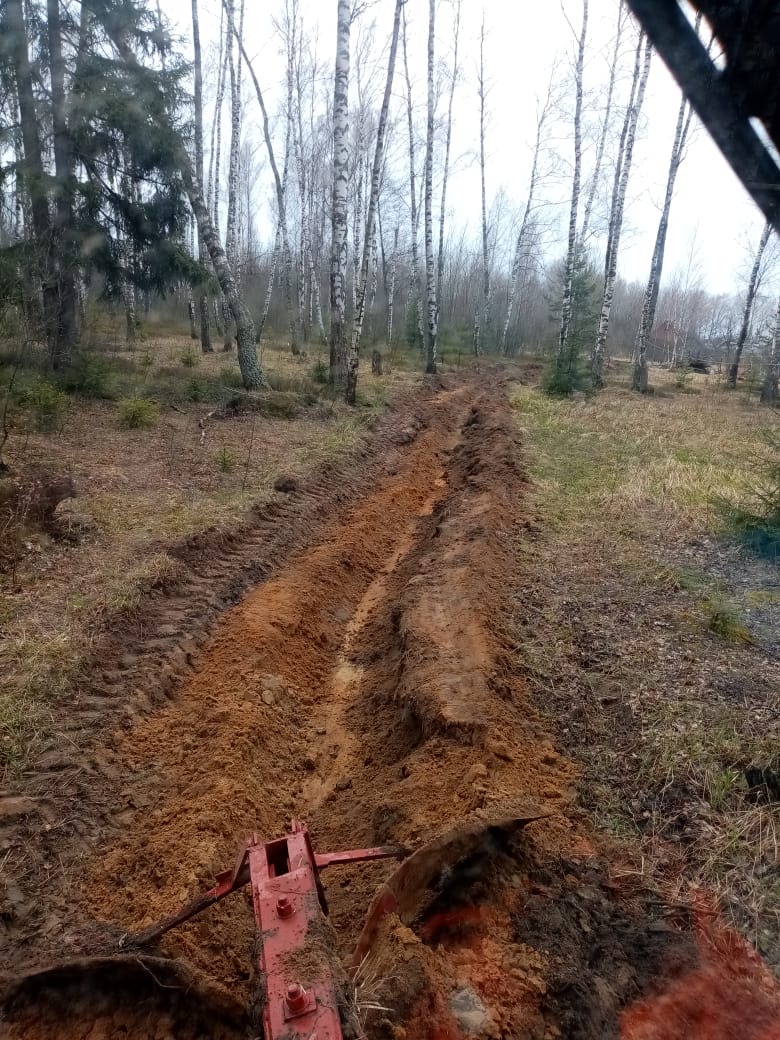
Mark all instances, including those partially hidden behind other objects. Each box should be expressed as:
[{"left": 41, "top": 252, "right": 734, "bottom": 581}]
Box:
[{"left": 122, "top": 821, "right": 407, "bottom": 1040}]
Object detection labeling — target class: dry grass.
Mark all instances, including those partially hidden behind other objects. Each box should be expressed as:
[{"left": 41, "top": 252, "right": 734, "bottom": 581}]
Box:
[
  {"left": 0, "top": 332, "right": 419, "bottom": 777},
  {"left": 510, "top": 358, "right": 780, "bottom": 966}
]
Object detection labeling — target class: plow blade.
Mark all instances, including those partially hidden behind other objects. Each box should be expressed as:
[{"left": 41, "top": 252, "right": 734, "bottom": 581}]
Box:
[{"left": 353, "top": 808, "right": 549, "bottom": 966}]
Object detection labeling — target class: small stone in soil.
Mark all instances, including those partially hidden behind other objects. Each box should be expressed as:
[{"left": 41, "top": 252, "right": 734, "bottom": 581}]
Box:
[{"left": 450, "top": 986, "right": 491, "bottom": 1035}]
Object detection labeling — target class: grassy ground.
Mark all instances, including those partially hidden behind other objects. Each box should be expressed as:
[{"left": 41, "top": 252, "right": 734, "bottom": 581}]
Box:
[
  {"left": 0, "top": 323, "right": 421, "bottom": 777},
  {"left": 511, "top": 358, "right": 780, "bottom": 966}
]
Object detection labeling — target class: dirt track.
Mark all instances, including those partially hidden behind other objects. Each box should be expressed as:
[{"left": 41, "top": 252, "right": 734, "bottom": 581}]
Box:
[{"left": 3, "top": 376, "right": 779, "bottom": 1039}]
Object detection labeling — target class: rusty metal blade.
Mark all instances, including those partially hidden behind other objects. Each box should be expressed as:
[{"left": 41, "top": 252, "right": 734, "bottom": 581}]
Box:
[{"left": 352, "top": 809, "right": 549, "bottom": 966}]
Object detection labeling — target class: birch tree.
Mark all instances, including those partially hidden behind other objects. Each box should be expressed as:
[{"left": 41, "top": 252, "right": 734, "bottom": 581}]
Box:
[
  {"left": 580, "top": 0, "right": 626, "bottom": 246},
  {"left": 191, "top": 0, "right": 212, "bottom": 352},
  {"left": 632, "top": 90, "right": 698, "bottom": 390},
  {"left": 474, "top": 14, "right": 490, "bottom": 356},
  {"left": 436, "top": 0, "right": 461, "bottom": 322},
  {"left": 501, "top": 78, "right": 553, "bottom": 353},
  {"left": 760, "top": 293, "right": 780, "bottom": 405},
  {"left": 423, "top": 0, "right": 438, "bottom": 374},
  {"left": 235, "top": 34, "right": 299, "bottom": 354},
  {"left": 727, "top": 221, "right": 773, "bottom": 388},
  {"left": 556, "top": 0, "right": 588, "bottom": 373},
  {"left": 329, "top": 0, "right": 351, "bottom": 385},
  {"left": 98, "top": 11, "right": 265, "bottom": 389},
  {"left": 401, "top": 5, "right": 425, "bottom": 348},
  {"left": 345, "top": 0, "right": 404, "bottom": 404},
  {"left": 591, "top": 30, "right": 652, "bottom": 388}
]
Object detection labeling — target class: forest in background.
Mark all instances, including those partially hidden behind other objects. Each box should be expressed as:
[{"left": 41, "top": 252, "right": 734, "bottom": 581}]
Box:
[{"left": 0, "top": 0, "right": 779, "bottom": 404}]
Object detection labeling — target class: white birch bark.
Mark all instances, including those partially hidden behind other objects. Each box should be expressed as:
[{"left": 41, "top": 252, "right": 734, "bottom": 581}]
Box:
[
  {"left": 192, "top": 0, "right": 212, "bottom": 352},
  {"left": 210, "top": 16, "right": 228, "bottom": 239},
  {"left": 475, "top": 15, "right": 489, "bottom": 356},
  {"left": 225, "top": 0, "right": 244, "bottom": 275},
  {"left": 631, "top": 91, "right": 696, "bottom": 390},
  {"left": 257, "top": 222, "right": 281, "bottom": 343},
  {"left": 235, "top": 33, "right": 300, "bottom": 354},
  {"left": 557, "top": 0, "right": 588, "bottom": 365},
  {"left": 502, "top": 79, "right": 553, "bottom": 353},
  {"left": 329, "top": 0, "right": 351, "bottom": 385},
  {"left": 345, "top": 0, "right": 403, "bottom": 403},
  {"left": 727, "top": 221, "right": 773, "bottom": 388},
  {"left": 591, "top": 32, "right": 652, "bottom": 387},
  {"left": 580, "top": 0, "right": 625, "bottom": 246},
  {"left": 436, "top": 0, "right": 461, "bottom": 321},
  {"left": 388, "top": 224, "right": 398, "bottom": 345},
  {"left": 402, "top": 5, "right": 425, "bottom": 348},
  {"left": 760, "top": 293, "right": 780, "bottom": 405},
  {"left": 423, "top": 0, "right": 437, "bottom": 374}
]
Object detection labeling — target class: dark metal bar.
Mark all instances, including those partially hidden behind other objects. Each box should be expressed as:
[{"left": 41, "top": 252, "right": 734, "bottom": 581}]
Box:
[{"left": 626, "top": 0, "right": 780, "bottom": 233}]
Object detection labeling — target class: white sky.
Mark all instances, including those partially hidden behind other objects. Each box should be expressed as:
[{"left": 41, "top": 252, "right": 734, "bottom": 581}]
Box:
[{"left": 164, "top": 0, "right": 771, "bottom": 296}]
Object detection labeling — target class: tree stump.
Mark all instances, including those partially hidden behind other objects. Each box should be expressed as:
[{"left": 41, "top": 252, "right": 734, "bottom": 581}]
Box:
[{"left": 371, "top": 350, "right": 383, "bottom": 375}]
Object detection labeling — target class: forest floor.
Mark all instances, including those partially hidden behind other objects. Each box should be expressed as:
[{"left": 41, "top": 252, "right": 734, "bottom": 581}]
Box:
[{"left": 1, "top": 347, "right": 779, "bottom": 1039}]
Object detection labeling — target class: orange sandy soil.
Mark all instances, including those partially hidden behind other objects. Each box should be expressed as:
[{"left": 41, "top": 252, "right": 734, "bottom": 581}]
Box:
[{"left": 1, "top": 373, "right": 778, "bottom": 1039}]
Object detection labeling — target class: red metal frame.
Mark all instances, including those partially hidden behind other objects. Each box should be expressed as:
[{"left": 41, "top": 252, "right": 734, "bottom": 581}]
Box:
[{"left": 123, "top": 821, "right": 405, "bottom": 1040}]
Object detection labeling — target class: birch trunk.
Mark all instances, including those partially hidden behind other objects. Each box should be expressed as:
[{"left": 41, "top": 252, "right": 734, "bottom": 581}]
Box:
[
  {"left": 388, "top": 225, "right": 398, "bottom": 345},
  {"left": 423, "top": 0, "right": 438, "bottom": 374},
  {"left": 329, "top": 0, "right": 351, "bottom": 385},
  {"left": 727, "top": 221, "right": 772, "bottom": 388},
  {"left": 591, "top": 32, "right": 652, "bottom": 387},
  {"left": 345, "top": 0, "right": 404, "bottom": 404},
  {"left": 225, "top": 0, "right": 244, "bottom": 274},
  {"left": 760, "top": 294, "right": 780, "bottom": 405},
  {"left": 436, "top": 0, "right": 461, "bottom": 319},
  {"left": 580, "top": 0, "right": 625, "bottom": 245},
  {"left": 46, "top": 0, "right": 78, "bottom": 365},
  {"left": 475, "top": 16, "right": 489, "bottom": 356},
  {"left": 502, "top": 80, "right": 552, "bottom": 353},
  {"left": 211, "top": 19, "right": 228, "bottom": 239},
  {"left": 257, "top": 223, "right": 281, "bottom": 343},
  {"left": 235, "top": 32, "right": 300, "bottom": 354},
  {"left": 103, "top": 16, "right": 265, "bottom": 389},
  {"left": 631, "top": 91, "right": 696, "bottom": 390},
  {"left": 191, "top": 0, "right": 212, "bottom": 352},
  {"left": 402, "top": 6, "right": 425, "bottom": 349},
  {"left": 557, "top": 0, "right": 588, "bottom": 366},
  {"left": 6, "top": 0, "right": 59, "bottom": 360}
]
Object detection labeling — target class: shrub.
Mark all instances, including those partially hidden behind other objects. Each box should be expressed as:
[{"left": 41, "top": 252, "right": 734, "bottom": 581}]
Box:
[
  {"left": 61, "top": 352, "right": 114, "bottom": 399},
  {"left": 117, "top": 396, "right": 159, "bottom": 429},
  {"left": 716, "top": 429, "right": 780, "bottom": 557},
  {"left": 216, "top": 446, "right": 236, "bottom": 473},
  {"left": 27, "top": 380, "right": 67, "bottom": 433},
  {"left": 310, "top": 358, "right": 329, "bottom": 385},
  {"left": 179, "top": 346, "right": 200, "bottom": 368}
]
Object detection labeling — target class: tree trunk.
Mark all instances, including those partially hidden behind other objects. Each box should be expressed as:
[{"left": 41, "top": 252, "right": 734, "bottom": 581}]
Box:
[
  {"left": 728, "top": 220, "right": 773, "bottom": 388},
  {"left": 424, "top": 0, "right": 438, "bottom": 374},
  {"left": 225, "top": 0, "right": 244, "bottom": 274},
  {"left": 591, "top": 32, "right": 652, "bottom": 387},
  {"left": 402, "top": 6, "right": 425, "bottom": 350},
  {"left": 557, "top": 0, "right": 588, "bottom": 367},
  {"left": 632, "top": 90, "right": 696, "bottom": 391},
  {"left": 388, "top": 225, "right": 398, "bottom": 345},
  {"left": 329, "top": 0, "right": 351, "bottom": 386},
  {"left": 235, "top": 32, "right": 300, "bottom": 355},
  {"left": 436, "top": 0, "right": 461, "bottom": 324},
  {"left": 502, "top": 78, "right": 552, "bottom": 353},
  {"left": 46, "top": 0, "right": 78, "bottom": 366},
  {"left": 760, "top": 293, "right": 780, "bottom": 405},
  {"left": 345, "top": 0, "right": 403, "bottom": 405},
  {"left": 475, "top": 15, "right": 490, "bottom": 357},
  {"left": 6, "top": 0, "right": 59, "bottom": 362},
  {"left": 580, "top": 0, "right": 625, "bottom": 245},
  {"left": 256, "top": 222, "right": 281, "bottom": 343},
  {"left": 191, "top": 0, "right": 213, "bottom": 352}
]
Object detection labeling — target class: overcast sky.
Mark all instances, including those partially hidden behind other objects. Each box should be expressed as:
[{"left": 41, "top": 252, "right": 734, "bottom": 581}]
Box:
[{"left": 165, "top": 0, "right": 772, "bottom": 297}]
